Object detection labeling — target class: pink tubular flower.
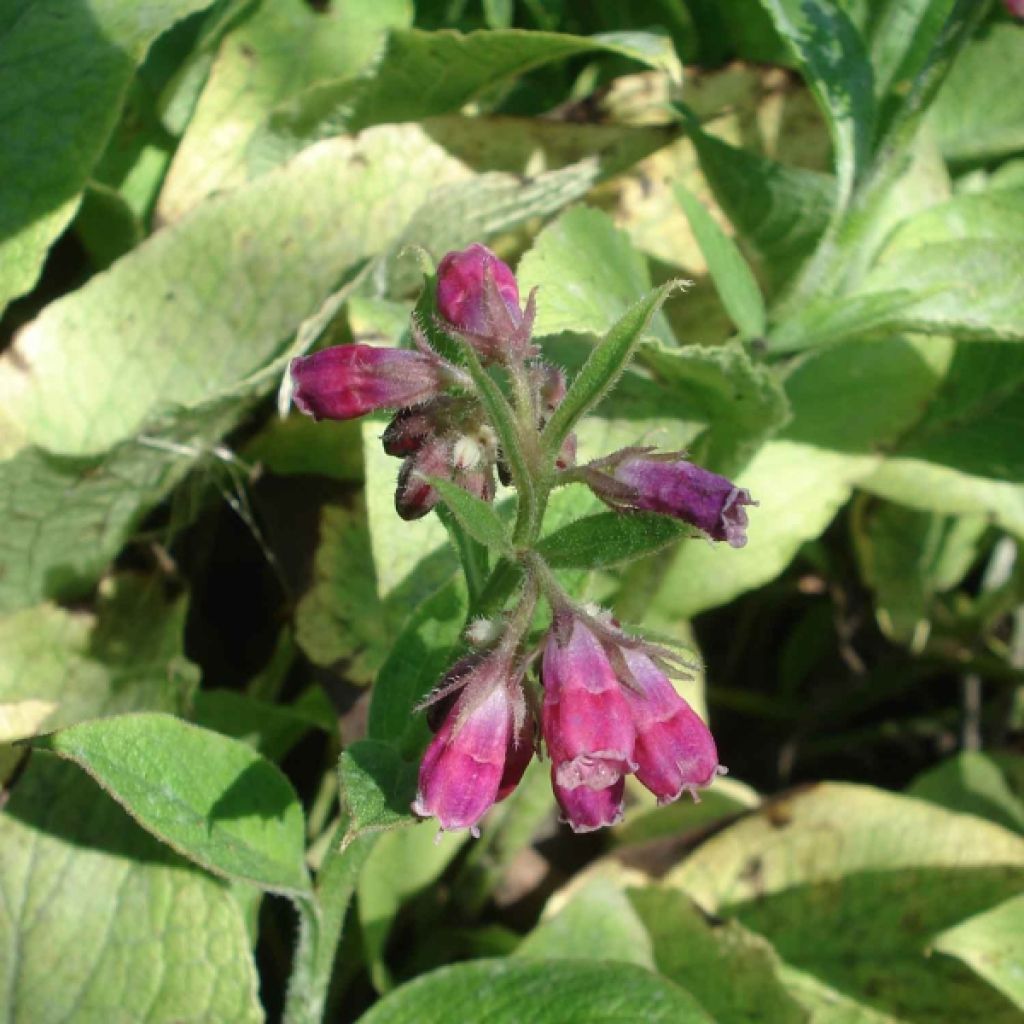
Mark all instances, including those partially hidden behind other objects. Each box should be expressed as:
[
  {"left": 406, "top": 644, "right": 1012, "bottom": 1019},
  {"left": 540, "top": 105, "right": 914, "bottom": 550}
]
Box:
[
  {"left": 541, "top": 613, "right": 636, "bottom": 826},
  {"left": 413, "top": 654, "right": 532, "bottom": 834},
  {"left": 1005, "top": 0, "right": 1024, "bottom": 19},
  {"left": 620, "top": 648, "right": 721, "bottom": 804},
  {"left": 436, "top": 244, "right": 536, "bottom": 362},
  {"left": 587, "top": 451, "right": 755, "bottom": 548},
  {"left": 552, "top": 775, "right": 625, "bottom": 833},
  {"left": 290, "top": 345, "right": 448, "bottom": 421}
]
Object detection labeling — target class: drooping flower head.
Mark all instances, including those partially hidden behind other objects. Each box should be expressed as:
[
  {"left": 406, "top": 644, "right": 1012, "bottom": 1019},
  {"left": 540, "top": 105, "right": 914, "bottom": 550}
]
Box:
[
  {"left": 541, "top": 612, "right": 636, "bottom": 831},
  {"left": 412, "top": 651, "right": 533, "bottom": 835},
  {"left": 540, "top": 607, "right": 722, "bottom": 831},
  {"left": 584, "top": 449, "right": 756, "bottom": 548}
]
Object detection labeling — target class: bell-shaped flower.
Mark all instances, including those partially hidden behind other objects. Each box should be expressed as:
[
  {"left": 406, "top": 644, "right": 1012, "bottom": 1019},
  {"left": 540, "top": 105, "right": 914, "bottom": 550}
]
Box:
[
  {"left": 586, "top": 450, "right": 755, "bottom": 548},
  {"left": 619, "top": 648, "right": 721, "bottom": 804},
  {"left": 541, "top": 613, "right": 636, "bottom": 797},
  {"left": 413, "top": 653, "right": 533, "bottom": 835},
  {"left": 291, "top": 344, "right": 449, "bottom": 421},
  {"left": 551, "top": 774, "right": 625, "bottom": 833}
]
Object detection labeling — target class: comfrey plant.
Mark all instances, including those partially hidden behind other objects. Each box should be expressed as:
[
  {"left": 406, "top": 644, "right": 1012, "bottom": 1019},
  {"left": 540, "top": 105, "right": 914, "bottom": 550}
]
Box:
[{"left": 291, "top": 244, "right": 753, "bottom": 835}]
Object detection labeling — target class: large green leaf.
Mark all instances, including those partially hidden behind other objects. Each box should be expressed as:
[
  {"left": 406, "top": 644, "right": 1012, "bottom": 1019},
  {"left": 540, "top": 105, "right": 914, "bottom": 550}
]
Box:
[
  {"left": 866, "top": 0, "right": 957, "bottom": 105},
  {"left": 930, "top": 23, "right": 1024, "bottom": 163},
  {"left": 629, "top": 885, "right": 807, "bottom": 1024},
  {"left": 688, "top": 127, "right": 835, "bottom": 292},
  {"left": 0, "top": 756, "right": 262, "bottom": 1023},
  {"left": 0, "top": 0, "right": 213, "bottom": 311},
  {"left": 34, "top": 712, "right": 310, "bottom": 895},
  {"left": 858, "top": 240, "right": 1024, "bottom": 341},
  {"left": 932, "top": 894, "right": 1024, "bottom": 1012},
  {"left": 880, "top": 189, "right": 1024, "bottom": 253},
  {"left": 670, "top": 783, "right": 1024, "bottom": 1023},
  {"left": 516, "top": 878, "right": 655, "bottom": 967},
  {"left": 638, "top": 340, "right": 790, "bottom": 473},
  {"left": 356, "top": 958, "right": 713, "bottom": 1024},
  {"left": 271, "top": 27, "right": 682, "bottom": 142},
  {"left": 0, "top": 577, "right": 195, "bottom": 742},
  {"left": 0, "top": 398, "right": 239, "bottom": 612},
  {"left": 516, "top": 205, "right": 673, "bottom": 344},
  {"left": 754, "top": 0, "right": 875, "bottom": 207},
  {"left": 648, "top": 334, "right": 948, "bottom": 619},
  {"left": 908, "top": 753, "right": 1024, "bottom": 836},
  {"left": 855, "top": 339, "right": 1024, "bottom": 535},
  {"left": 0, "top": 126, "right": 470, "bottom": 457},
  {"left": 157, "top": 0, "right": 411, "bottom": 220}
]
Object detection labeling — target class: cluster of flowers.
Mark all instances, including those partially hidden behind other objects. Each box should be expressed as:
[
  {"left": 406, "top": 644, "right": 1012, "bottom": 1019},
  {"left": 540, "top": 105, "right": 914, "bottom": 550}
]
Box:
[{"left": 291, "top": 244, "right": 754, "bottom": 834}]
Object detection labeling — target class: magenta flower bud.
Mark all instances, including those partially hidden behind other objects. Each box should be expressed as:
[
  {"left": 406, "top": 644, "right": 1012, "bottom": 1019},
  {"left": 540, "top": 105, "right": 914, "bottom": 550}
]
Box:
[
  {"left": 552, "top": 773, "right": 625, "bottom": 833},
  {"left": 291, "top": 345, "right": 447, "bottom": 421},
  {"left": 1005, "top": 0, "right": 1024, "bottom": 18},
  {"left": 589, "top": 453, "right": 755, "bottom": 548},
  {"left": 395, "top": 436, "right": 450, "bottom": 520},
  {"left": 620, "top": 649, "right": 721, "bottom": 804},
  {"left": 437, "top": 244, "right": 521, "bottom": 334},
  {"left": 541, "top": 613, "right": 636, "bottom": 794},
  {"left": 413, "top": 655, "right": 532, "bottom": 833}
]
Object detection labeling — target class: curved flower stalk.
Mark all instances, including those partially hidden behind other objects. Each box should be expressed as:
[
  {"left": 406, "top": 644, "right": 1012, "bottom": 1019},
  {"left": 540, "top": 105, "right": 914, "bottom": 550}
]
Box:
[{"left": 291, "top": 242, "right": 752, "bottom": 835}]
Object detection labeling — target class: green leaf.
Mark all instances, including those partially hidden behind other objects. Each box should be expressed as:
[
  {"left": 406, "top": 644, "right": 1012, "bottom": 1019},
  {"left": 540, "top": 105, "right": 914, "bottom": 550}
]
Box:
[
  {"left": 612, "top": 776, "right": 759, "bottom": 847},
  {"left": 0, "top": 756, "right": 262, "bottom": 1023},
  {"left": 754, "top": 0, "right": 875, "bottom": 206},
  {"left": 0, "top": 398, "right": 240, "bottom": 612},
  {"left": 33, "top": 712, "right": 310, "bottom": 895},
  {"left": 516, "top": 205, "right": 673, "bottom": 344},
  {"left": 296, "top": 497, "right": 454, "bottom": 684},
  {"left": 192, "top": 689, "right": 330, "bottom": 762},
  {"left": 932, "top": 894, "right": 1024, "bottom": 1011},
  {"left": 367, "top": 578, "right": 468, "bottom": 751},
  {"left": 908, "top": 753, "right": 1024, "bottom": 836},
  {"left": 673, "top": 183, "right": 766, "bottom": 340},
  {"left": 880, "top": 188, "right": 1024, "bottom": 253},
  {"left": 931, "top": 23, "right": 1024, "bottom": 164},
  {"left": 629, "top": 885, "right": 807, "bottom": 1024},
  {"left": 274, "top": 27, "right": 681, "bottom": 142},
  {"left": 427, "top": 477, "right": 512, "bottom": 555},
  {"left": 669, "top": 783, "right": 1024, "bottom": 1023},
  {"left": 541, "top": 282, "right": 683, "bottom": 459},
  {"left": 647, "top": 334, "right": 950, "bottom": 619},
  {"left": 537, "top": 509, "right": 684, "bottom": 569},
  {"left": 516, "top": 878, "right": 655, "bottom": 967},
  {"left": 866, "top": 0, "right": 957, "bottom": 105},
  {"left": 853, "top": 500, "right": 987, "bottom": 647},
  {"left": 638, "top": 340, "right": 790, "bottom": 473},
  {"left": 688, "top": 126, "right": 835, "bottom": 292},
  {"left": 0, "top": 125, "right": 470, "bottom": 457},
  {"left": 857, "top": 240, "right": 1024, "bottom": 341},
  {"left": 0, "top": 576, "right": 196, "bottom": 741},
  {"left": 356, "top": 958, "right": 714, "bottom": 1024},
  {"left": 338, "top": 739, "right": 420, "bottom": 845},
  {"left": 157, "top": 0, "right": 411, "bottom": 219},
  {"left": 0, "top": 0, "right": 213, "bottom": 311},
  {"left": 769, "top": 289, "right": 925, "bottom": 353},
  {"left": 358, "top": 822, "right": 468, "bottom": 991}
]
